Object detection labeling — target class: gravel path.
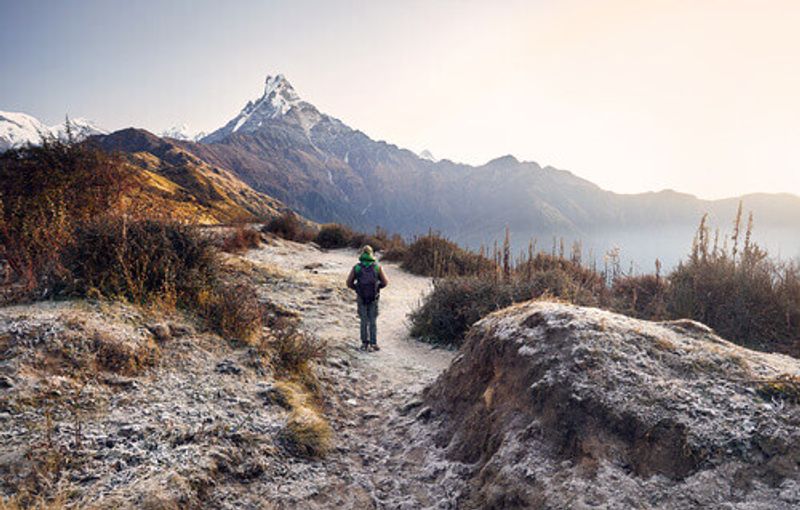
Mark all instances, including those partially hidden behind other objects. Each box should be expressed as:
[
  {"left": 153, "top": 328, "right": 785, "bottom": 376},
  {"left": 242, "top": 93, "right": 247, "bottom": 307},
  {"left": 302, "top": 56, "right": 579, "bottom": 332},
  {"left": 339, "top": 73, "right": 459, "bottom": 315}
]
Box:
[{"left": 245, "top": 239, "right": 465, "bottom": 509}]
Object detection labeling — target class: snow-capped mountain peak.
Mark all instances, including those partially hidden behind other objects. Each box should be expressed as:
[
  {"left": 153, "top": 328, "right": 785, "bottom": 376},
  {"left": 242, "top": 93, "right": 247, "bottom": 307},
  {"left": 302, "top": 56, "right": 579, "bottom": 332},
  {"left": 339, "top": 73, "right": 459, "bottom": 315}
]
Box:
[
  {"left": 53, "top": 117, "right": 107, "bottom": 140},
  {"left": 202, "top": 73, "right": 323, "bottom": 143},
  {"left": 161, "top": 124, "right": 206, "bottom": 142},
  {"left": 259, "top": 74, "right": 302, "bottom": 118},
  {"left": 0, "top": 111, "right": 106, "bottom": 152},
  {"left": 0, "top": 111, "right": 51, "bottom": 151},
  {"left": 419, "top": 149, "right": 438, "bottom": 162}
]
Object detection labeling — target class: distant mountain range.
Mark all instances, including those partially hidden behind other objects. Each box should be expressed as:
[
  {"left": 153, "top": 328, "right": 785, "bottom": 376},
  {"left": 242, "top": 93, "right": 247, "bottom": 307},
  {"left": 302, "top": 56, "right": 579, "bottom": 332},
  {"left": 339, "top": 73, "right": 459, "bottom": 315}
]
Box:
[
  {"left": 0, "top": 111, "right": 106, "bottom": 151},
  {"left": 3, "top": 74, "right": 800, "bottom": 265}
]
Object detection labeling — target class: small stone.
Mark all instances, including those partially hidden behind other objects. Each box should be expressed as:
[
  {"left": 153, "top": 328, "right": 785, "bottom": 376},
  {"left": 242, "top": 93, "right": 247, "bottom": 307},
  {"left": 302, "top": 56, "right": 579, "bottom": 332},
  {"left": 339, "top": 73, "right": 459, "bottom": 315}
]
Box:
[
  {"left": 0, "top": 376, "right": 13, "bottom": 389},
  {"left": 400, "top": 399, "right": 424, "bottom": 415},
  {"left": 415, "top": 407, "right": 433, "bottom": 421},
  {"left": 216, "top": 360, "right": 243, "bottom": 375},
  {"left": 169, "top": 323, "right": 195, "bottom": 337},
  {"left": 147, "top": 323, "right": 171, "bottom": 342},
  {"left": 258, "top": 384, "right": 290, "bottom": 409}
]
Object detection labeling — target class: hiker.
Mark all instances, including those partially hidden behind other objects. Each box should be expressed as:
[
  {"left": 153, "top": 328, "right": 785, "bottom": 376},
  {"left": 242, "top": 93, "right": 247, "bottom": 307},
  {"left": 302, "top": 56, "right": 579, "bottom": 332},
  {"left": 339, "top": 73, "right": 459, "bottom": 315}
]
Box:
[{"left": 346, "top": 245, "right": 388, "bottom": 351}]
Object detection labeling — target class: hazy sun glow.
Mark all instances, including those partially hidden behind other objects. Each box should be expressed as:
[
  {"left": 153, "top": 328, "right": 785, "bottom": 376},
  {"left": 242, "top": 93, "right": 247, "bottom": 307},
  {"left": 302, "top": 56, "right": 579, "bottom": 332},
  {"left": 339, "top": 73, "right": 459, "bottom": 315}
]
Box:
[{"left": 2, "top": 0, "right": 799, "bottom": 199}]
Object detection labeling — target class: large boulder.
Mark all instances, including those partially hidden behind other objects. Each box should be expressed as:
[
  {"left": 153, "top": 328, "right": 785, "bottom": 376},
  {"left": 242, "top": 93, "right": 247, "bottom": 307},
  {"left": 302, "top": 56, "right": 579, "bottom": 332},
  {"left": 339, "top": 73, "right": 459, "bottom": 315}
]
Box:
[{"left": 424, "top": 301, "right": 800, "bottom": 509}]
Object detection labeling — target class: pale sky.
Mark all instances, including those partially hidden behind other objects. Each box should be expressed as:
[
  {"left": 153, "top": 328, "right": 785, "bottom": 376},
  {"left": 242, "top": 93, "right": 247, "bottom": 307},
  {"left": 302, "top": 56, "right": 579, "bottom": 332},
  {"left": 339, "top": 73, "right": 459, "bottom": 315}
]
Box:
[{"left": 2, "top": 0, "right": 799, "bottom": 199}]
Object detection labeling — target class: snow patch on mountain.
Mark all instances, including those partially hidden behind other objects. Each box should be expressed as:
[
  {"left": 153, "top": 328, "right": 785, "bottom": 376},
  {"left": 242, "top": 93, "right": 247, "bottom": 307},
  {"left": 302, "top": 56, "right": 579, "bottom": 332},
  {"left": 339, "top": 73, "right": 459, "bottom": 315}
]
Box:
[
  {"left": 0, "top": 111, "right": 106, "bottom": 152},
  {"left": 52, "top": 117, "right": 107, "bottom": 140},
  {"left": 161, "top": 124, "right": 206, "bottom": 142},
  {"left": 418, "top": 149, "right": 437, "bottom": 162}
]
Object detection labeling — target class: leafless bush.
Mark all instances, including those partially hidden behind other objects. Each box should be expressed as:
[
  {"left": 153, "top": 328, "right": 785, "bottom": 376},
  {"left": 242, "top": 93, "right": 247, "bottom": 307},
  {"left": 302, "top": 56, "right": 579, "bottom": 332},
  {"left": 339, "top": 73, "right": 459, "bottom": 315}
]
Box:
[
  {"left": 221, "top": 224, "right": 262, "bottom": 253},
  {"left": 262, "top": 211, "right": 315, "bottom": 242}
]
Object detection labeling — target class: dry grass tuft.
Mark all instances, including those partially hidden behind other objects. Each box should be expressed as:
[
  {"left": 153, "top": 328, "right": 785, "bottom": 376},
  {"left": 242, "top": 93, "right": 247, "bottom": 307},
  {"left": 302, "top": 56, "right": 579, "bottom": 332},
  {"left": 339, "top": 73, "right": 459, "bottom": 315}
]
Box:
[
  {"left": 756, "top": 374, "right": 800, "bottom": 403},
  {"left": 273, "top": 381, "right": 332, "bottom": 459}
]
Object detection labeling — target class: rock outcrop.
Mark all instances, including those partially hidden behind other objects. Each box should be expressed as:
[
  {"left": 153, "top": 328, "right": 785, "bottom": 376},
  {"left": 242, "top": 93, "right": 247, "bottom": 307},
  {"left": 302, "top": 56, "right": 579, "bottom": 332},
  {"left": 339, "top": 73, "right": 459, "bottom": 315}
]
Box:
[{"left": 424, "top": 301, "right": 800, "bottom": 509}]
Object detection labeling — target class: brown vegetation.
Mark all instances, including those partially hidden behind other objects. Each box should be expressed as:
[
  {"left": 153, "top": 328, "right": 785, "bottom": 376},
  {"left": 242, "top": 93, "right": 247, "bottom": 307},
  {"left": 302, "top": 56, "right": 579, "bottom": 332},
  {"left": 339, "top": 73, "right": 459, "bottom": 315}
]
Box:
[
  {"left": 262, "top": 211, "right": 315, "bottom": 243},
  {"left": 411, "top": 209, "right": 800, "bottom": 355},
  {"left": 401, "top": 232, "right": 495, "bottom": 277},
  {"left": 220, "top": 224, "right": 262, "bottom": 253},
  {"left": 0, "top": 137, "right": 132, "bottom": 296}
]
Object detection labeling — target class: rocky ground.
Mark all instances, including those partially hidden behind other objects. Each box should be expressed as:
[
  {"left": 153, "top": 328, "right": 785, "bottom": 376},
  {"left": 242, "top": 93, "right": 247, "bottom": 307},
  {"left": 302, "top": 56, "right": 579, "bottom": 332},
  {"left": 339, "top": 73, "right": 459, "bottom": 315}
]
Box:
[
  {"left": 5, "top": 238, "right": 800, "bottom": 509},
  {"left": 0, "top": 238, "right": 465, "bottom": 509},
  {"left": 424, "top": 300, "right": 800, "bottom": 509}
]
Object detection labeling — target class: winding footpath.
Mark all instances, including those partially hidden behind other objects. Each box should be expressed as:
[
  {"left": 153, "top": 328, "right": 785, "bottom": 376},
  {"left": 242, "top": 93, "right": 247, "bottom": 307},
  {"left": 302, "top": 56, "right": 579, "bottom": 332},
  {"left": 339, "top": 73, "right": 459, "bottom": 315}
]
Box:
[{"left": 245, "top": 239, "right": 464, "bottom": 509}]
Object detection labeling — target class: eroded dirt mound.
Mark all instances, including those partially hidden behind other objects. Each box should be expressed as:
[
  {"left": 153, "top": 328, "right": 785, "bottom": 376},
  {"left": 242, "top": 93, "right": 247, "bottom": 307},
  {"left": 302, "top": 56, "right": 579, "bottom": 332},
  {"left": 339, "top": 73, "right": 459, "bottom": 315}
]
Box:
[{"left": 424, "top": 301, "right": 800, "bottom": 509}]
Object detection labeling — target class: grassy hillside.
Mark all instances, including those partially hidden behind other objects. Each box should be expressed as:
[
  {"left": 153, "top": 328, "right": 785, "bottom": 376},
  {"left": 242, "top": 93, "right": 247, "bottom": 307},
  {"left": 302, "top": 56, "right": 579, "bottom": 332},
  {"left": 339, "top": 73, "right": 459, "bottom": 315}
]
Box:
[{"left": 94, "top": 128, "right": 290, "bottom": 224}]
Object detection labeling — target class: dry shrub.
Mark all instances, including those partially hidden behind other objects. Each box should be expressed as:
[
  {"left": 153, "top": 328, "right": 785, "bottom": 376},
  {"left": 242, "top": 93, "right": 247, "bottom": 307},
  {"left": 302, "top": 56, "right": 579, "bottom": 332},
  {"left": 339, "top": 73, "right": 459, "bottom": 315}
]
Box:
[
  {"left": 220, "top": 224, "right": 262, "bottom": 253},
  {"left": 314, "top": 223, "right": 355, "bottom": 249},
  {"left": 93, "top": 331, "right": 161, "bottom": 376},
  {"left": 314, "top": 224, "right": 408, "bottom": 259},
  {"left": 0, "top": 494, "right": 66, "bottom": 510},
  {"left": 197, "top": 282, "right": 264, "bottom": 343},
  {"left": 409, "top": 268, "right": 605, "bottom": 346},
  {"left": 269, "top": 323, "right": 327, "bottom": 375},
  {"left": 379, "top": 242, "right": 408, "bottom": 262},
  {"left": 65, "top": 218, "right": 217, "bottom": 305},
  {"left": 612, "top": 273, "right": 668, "bottom": 319},
  {"left": 262, "top": 211, "right": 315, "bottom": 243},
  {"left": 664, "top": 212, "right": 800, "bottom": 354},
  {"left": 402, "top": 232, "right": 495, "bottom": 277},
  {"left": 0, "top": 136, "right": 131, "bottom": 296}
]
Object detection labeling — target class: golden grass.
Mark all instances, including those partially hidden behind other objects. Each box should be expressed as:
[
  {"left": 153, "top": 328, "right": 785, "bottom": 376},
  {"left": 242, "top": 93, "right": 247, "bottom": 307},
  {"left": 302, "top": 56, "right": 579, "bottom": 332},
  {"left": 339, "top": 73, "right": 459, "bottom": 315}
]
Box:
[{"left": 275, "top": 381, "right": 332, "bottom": 459}]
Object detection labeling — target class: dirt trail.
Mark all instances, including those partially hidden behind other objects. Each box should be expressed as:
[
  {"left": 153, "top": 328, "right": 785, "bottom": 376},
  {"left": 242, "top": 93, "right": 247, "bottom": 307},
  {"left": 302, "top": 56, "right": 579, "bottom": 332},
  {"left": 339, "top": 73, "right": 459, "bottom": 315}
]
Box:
[
  {"left": 245, "top": 238, "right": 465, "bottom": 508},
  {"left": 246, "top": 239, "right": 453, "bottom": 389}
]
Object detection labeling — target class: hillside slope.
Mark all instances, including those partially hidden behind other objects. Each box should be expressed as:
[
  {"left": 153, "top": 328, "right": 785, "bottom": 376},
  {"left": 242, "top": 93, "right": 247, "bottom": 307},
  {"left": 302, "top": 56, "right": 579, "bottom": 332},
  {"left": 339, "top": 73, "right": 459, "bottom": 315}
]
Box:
[{"left": 93, "top": 128, "right": 290, "bottom": 224}]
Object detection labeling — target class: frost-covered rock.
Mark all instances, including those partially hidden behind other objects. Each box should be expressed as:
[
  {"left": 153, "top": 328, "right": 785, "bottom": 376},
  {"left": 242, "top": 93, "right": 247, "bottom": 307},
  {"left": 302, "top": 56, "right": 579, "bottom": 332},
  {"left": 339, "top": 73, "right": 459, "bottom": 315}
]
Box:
[{"left": 424, "top": 300, "right": 800, "bottom": 509}]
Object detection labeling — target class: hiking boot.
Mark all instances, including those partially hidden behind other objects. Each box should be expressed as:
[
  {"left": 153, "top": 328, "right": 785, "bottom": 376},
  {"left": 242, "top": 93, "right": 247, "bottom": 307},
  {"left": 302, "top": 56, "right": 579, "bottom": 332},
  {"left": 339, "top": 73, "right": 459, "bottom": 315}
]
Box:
[
  {"left": 359, "top": 343, "right": 369, "bottom": 352},
  {"left": 370, "top": 344, "right": 380, "bottom": 352}
]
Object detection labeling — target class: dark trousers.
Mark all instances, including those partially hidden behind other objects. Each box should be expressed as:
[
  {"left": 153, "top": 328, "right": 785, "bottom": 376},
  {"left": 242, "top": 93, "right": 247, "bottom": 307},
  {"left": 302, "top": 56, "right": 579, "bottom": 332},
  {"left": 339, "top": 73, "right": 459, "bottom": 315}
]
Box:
[{"left": 357, "top": 296, "right": 379, "bottom": 345}]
